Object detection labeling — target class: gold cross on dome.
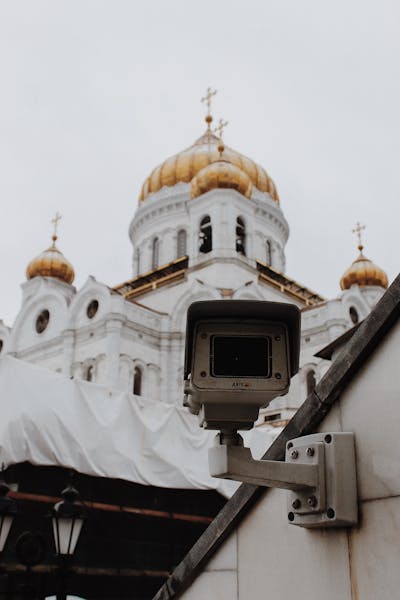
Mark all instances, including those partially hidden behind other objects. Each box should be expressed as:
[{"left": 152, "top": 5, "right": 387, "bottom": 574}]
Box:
[
  {"left": 352, "top": 221, "right": 366, "bottom": 249},
  {"left": 201, "top": 87, "right": 217, "bottom": 115},
  {"left": 214, "top": 118, "right": 228, "bottom": 140},
  {"left": 51, "top": 211, "right": 62, "bottom": 239}
]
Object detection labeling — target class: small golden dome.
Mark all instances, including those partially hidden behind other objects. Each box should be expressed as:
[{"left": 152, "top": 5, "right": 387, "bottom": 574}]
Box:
[
  {"left": 26, "top": 236, "right": 75, "bottom": 285},
  {"left": 139, "top": 130, "right": 279, "bottom": 203},
  {"left": 340, "top": 247, "right": 388, "bottom": 290},
  {"left": 191, "top": 160, "right": 253, "bottom": 199}
]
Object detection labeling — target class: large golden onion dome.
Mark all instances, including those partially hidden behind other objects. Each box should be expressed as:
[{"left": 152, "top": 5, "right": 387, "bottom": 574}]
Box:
[
  {"left": 191, "top": 158, "right": 253, "bottom": 199},
  {"left": 26, "top": 235, "right": 75, "bottom": 285},
  {"left": 139, "top": 130, "right": 279, "bottom": 203},
  {"left": 340, "top": 246, "right": 388, "bottom": 290}
]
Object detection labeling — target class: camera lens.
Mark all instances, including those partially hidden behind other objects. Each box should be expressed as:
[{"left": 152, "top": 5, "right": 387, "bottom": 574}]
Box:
[{"left": 211, "top": 336, "right": 272, "bottom": 377}]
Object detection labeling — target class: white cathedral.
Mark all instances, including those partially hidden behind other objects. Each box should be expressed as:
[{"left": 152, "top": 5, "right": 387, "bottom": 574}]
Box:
[{"left": 0, "top": 101, "right": 389, "bottom": 429}]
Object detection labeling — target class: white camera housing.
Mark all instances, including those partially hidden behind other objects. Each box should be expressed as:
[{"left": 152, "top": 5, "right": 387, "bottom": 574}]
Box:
[{"left": 184, "top": 300, "right": 300, "bottom": 431}]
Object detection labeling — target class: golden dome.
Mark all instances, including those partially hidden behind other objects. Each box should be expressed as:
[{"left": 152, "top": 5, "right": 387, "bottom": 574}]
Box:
[
  {"left": 191, "top": 159, "right": 253, "bottom": 199},
  {"left": 340, "top": 247, "right": 388, "bottom": 290},
  {"left": 139, "top": 130, "right": 279, "bottom": 203},
  {"left": 26, "top": 236, "right": 75, "bottom": 285}
]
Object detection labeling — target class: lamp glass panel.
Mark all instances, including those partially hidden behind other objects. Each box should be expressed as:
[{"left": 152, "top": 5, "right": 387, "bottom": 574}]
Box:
[
  {"left": 0, "top": 514, "right": 13, "bottom": 552},
  {"left": 53, "top": 517, "right": 83, "bottom": 555},
  {"left": 68, "top": 518, "right": 83, "bottom": 554}
]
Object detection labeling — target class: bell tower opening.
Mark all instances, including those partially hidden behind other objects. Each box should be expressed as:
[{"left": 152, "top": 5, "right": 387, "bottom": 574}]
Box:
[
  {"left": 199, "top": 216, "right": 212, "bottom": 254},
  {"left": 133, "top": 367, "right": 142, "bottom": 396},
  {"left": 236, "top": 217, "right": 246, "bottom": 256},
  {"left": 266, "top": 240, "right": 272, "bottom": 266},
  {"left": 152, "top": 238, "right": 160, "bottom": 269}
]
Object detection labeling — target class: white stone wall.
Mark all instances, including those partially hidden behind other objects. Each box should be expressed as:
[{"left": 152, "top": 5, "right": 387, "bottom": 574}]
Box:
[
  {"left": 0, "top": 182, "right": 386, "bottom": 414},
  {"left": 181, "top": 319, "right": 400, "bottom": 599},
  {"left": 129, "top": 186, "right": 289, "bottom": 275},
  {"left": 2, "top": 256, "right": 384, "bottom": 411},
  {"left": 262, "top": 283, "right": 385, "bottom": 418}
]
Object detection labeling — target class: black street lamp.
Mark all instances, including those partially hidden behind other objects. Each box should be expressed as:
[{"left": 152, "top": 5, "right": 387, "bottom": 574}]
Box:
[
  {"left": 51, "top": 483, "right": 86, "bottom": 557},
  {"left": 0, "top": 469, "right": 17, "bottom": 554},
  {"left": 51, "top": 483, "right": 87, "bottom": 600}
]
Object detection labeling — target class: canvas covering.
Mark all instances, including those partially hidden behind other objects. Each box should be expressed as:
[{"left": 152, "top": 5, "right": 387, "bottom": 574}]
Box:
[{"left": 0, "top": 356, "right": 277, "bottom": 497}]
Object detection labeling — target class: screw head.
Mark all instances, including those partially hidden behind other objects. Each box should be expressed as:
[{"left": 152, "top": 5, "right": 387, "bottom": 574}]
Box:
[
  {"left": 291, "top": 449, "right": 299, "bottom": 459},
  {"left": 292, "top": 498, "right": 301, "bottom": 510},
  {"left": 275, "top": 372, "right": 282, "bottom": 379},
  {"left": 201, "top": 333, "right": 207, "bottom": 339},
  {"left": 307, "top": 495, "right": 317, "bottom": 508},
  {"left": 200, "top": 371, "right": 207, "bottom": 378},
  {"left": 306, "top": 447, "right": 315, "bottom": 457}
]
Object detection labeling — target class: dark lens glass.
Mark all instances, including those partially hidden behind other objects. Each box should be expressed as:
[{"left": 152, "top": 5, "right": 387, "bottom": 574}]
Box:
[{"left": 211, "top": 336, "right": 271, "bottom": 377}]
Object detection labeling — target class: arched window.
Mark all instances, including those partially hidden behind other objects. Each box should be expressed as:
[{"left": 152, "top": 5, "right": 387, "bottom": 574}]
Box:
[
  {"left": 266, "top": 240, "right": 272, "bottom": 266},
  {"left": 86, "top": 365, "right": 94, "bottom": 382},
  {"left": 35, "top": 309, "right": 50, "bottom": 334},
  {"left": 199, "top": 216, "right": 212, "bottom": 254},
  {"left": 349, "top": 306, "right": 359, "bottom": 325},
  {"left": 236, "top": 217, "right": 246, "bottom": 256},
  {"left": 306, "top": 369, "right": 316, "bottom": 395},
  {"left": 177, "top": 229, "right": 187, "bottom": 257},
  {"left": 133, "top": 367, "right": 142, "bottom": 396},
  {"left": 86, "top": 299, "right": 99, "bottom": 319},
  {"left": 152, "top": 237, "right": 160, "bottom": 269}
]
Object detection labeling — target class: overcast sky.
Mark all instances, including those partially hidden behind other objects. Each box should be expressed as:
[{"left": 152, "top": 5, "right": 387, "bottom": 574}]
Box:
[{"left": 0, "top": 0, "right": 398, "bottom": 326}]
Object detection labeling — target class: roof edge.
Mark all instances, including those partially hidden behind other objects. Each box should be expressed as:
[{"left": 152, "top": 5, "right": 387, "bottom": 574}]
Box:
[{"left": 314, "top": 322, "right": 361, "bottom": 360}]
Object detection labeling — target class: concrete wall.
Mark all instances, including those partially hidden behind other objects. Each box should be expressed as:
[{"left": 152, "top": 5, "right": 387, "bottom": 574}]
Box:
[{"left": 181, "top": 318, "right": 400, "bottom": 599}]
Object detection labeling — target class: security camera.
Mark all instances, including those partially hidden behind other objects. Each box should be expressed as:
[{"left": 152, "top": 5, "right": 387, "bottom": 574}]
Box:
[
  {"left": 183, "top": 300, "right": 300, "bottom": 431},
  {"left": 183, "top": 301, "right": 358, "bottom": 530}
]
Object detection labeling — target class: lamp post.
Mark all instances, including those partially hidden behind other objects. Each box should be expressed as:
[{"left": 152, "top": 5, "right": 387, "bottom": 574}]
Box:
[
  {"left": 0, "top": 470, "right": 17, "bottom": 600},
  {"left": 51, "top": 483, "right": 87, "bottom": 600},
  {"left": 0, "top": 470, "right": 17, "bottom": 554}
]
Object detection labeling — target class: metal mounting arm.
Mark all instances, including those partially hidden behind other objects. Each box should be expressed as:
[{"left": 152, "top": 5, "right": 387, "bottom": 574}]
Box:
[
  {"left": 209, "top": 442, "right": 324, "bottom": 491},
  {"left": 209, "top": 432, "right": 358, "bottom": 529}
]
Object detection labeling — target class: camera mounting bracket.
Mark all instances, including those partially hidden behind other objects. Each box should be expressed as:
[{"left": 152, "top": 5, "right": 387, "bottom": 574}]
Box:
[{"left": 209, "top": 432, "right": 357, "bottom": 529}]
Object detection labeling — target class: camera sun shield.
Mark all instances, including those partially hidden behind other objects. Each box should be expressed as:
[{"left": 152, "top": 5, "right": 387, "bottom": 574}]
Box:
[{"left": 184, "top": 300, "right": 301, "bottom": 431}]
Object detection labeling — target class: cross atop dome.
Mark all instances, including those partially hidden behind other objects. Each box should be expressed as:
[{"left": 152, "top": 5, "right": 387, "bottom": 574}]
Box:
[
  {"left": 214, "top": 118, "right": 228, "bottom": 157},
  {"left": 201, "top": 87, "right": 217, "bottom": 130},
  {"left": 51, "top": 211, "right": 62, "bottom": 242},
  {"left": 214, "top": 118, "right": 228, "bottom": 140},
  {"left": 352, "top": 221, "right": 366, "bottom": 251}
]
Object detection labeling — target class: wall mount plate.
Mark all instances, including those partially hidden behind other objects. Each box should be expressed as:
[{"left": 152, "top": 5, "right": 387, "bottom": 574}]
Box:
[{"left": 286, "top": 432, "right": 357, "bottom": 528}]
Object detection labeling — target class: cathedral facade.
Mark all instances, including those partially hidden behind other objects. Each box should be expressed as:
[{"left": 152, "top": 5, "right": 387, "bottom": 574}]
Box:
[{"left": 0, "top": 109, "right": 389, "bottom": 427}]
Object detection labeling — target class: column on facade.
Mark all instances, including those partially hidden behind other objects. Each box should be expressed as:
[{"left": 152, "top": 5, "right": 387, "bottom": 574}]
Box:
[
  {"left": 217, "top": 199, "right": 230, "bottom": 254},
  {"left": 244, "top": 213, "right": 254, "bottom": 260},
  {"left": 158, "top": 335, "right": 171, "bottom": 403},
  {"left": 159, "top": 333, "right": 185, "bottom": 405},
  {"left": 168, "top": 334, "right": 184, "bottom": 405},
  {"left": 105, "top": 317, "right": 124, "bottom": 388},
  {"left": 146, "top": 364, "right": 160, "bottom": 403},
  {"left": 62, "top": 329, "right": 75, "bottom": 376}
]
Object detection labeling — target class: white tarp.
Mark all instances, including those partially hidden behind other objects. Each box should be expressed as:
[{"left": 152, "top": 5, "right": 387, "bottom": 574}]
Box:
[{"left": 0, "top": 356, "right": 279, "bottom": 497}]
